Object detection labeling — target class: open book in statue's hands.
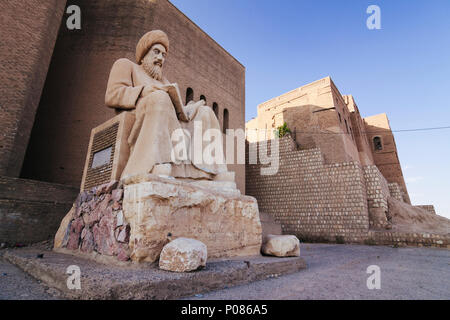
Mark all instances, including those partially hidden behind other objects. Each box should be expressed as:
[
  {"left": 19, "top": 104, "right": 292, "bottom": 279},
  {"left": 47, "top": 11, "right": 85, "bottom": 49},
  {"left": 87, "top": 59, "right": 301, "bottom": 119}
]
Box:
[{"left": 163, "top": 83, "right": 189, "bottom": 122}]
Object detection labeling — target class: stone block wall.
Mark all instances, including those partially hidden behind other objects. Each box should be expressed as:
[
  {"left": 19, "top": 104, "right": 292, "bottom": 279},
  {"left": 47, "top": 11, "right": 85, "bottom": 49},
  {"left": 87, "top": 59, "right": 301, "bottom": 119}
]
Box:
[
  {"left": 246, "top": 137, "right": 370, "bottom": 243},
  {"left": 388, "top": 182, "right": 403, "bottom": 202},
  {"left": 245, "top": 137, "right": 448, "bottom": 248},
  {"left": 363, "top": 165, "right": 391, "bottom": 228},
  {"left": 367, "top": 230, "right": 447, "bottom": 248}
]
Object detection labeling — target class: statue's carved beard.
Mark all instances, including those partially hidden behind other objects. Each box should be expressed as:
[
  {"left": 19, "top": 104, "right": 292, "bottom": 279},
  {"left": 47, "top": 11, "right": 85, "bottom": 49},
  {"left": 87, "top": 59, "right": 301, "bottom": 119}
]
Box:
[{"left": 142, "top": 60, "right": 163, "bottom": 81}]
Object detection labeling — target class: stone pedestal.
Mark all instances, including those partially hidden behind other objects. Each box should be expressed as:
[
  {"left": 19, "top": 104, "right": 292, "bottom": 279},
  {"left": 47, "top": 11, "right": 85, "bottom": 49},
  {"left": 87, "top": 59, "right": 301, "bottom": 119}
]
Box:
[{"left": 122, "top": 174, "right": 262, "bottom": 262}]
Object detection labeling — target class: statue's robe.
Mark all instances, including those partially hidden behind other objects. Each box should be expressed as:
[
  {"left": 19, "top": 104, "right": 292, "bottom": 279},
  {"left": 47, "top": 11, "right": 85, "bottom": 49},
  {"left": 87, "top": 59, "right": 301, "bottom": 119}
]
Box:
[{"left": 105, "top": 58, "right": 227, "bottom": 179}]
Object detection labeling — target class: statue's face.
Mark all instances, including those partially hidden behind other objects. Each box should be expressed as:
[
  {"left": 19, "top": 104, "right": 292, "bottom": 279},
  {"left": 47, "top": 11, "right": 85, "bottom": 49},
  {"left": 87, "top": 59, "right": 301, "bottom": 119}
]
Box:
[
  {"left": 147, "top": 43, "right": 166, "bottom": 67},
  {"left": 142, "top": 43, "right": 167, "bottom": 81}
]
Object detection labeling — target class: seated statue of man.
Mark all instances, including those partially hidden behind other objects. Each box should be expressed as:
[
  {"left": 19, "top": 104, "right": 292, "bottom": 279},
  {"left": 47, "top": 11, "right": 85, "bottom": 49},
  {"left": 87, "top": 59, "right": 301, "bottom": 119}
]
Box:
[{"left": 105, "top": 30, "right": 230, "bottom": 181}]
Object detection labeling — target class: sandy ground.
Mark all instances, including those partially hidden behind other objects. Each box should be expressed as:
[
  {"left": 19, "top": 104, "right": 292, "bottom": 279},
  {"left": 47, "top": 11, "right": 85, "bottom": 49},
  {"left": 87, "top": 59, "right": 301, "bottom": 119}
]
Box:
[{"left": 1, "top": 243, "right": 449, "bottom": 300}]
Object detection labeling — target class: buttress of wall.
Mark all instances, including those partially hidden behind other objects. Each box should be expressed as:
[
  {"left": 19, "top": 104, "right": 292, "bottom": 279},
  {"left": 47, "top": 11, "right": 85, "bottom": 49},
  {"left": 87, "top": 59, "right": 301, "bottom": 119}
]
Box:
[
  {"left": 19, "top": 0, "right": 246, "bottom": 193},
  {"left": 246, "top": 137, "right": 370, "bottom": 243},
  {"left": 247, "top": 77, "right": 360, "bottom": 165},
  {"left": 364, "top": 114, "right": 410, "bottom": 204},
  {"left": 343, "top": 95, "right": 375, "bottom": 166},
  {"left": 388, "top": 182, "right": 403, "bottom": 202},
  {"left": 363, "top": 165, "right": 391, "bottom": 229}
]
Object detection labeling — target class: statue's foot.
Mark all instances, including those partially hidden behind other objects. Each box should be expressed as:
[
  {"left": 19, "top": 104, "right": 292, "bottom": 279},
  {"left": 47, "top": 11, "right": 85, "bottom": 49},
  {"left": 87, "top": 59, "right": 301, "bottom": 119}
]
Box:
[{"left": 151, "top": 163, "right": 172, "bottom": 177}]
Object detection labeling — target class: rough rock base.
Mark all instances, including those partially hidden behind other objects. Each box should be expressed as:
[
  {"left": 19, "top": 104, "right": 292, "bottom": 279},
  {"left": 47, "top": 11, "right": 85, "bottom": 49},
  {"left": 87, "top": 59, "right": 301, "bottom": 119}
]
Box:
[{"left": 122, "top": 174, "right": 263, "bottom": 262}]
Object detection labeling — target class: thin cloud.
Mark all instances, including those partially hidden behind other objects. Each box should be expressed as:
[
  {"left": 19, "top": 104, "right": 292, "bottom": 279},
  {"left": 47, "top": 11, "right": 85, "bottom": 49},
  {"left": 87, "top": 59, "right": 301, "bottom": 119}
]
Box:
[{"left": 406, "top": 176, "right": 424, "bottom": 183}]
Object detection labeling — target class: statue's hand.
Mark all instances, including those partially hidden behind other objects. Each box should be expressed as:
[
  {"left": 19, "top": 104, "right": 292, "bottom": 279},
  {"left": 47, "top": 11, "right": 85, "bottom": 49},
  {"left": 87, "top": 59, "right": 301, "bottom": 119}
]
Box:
[
  {"left": 142, "top": 85, "right": 159, "bottom": 97},
  {"left": 158, "top": 83, "right": 176, "bottom": 92},
  {"left": 142, "top": 84, "right": 176, "bottom": 97}
]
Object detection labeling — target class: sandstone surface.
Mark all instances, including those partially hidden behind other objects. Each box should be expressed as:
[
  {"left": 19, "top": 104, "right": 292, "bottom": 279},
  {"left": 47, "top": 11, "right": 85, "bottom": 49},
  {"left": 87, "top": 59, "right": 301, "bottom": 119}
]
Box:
[
  {"left": 122, "top": 174, "right": 262, "bottom": 262},
  {"left": 262, "top": 235, "right": 300, "bottom": 257},
  {"left": 159, "top": 237, "right": 207, "bottom": 272}
]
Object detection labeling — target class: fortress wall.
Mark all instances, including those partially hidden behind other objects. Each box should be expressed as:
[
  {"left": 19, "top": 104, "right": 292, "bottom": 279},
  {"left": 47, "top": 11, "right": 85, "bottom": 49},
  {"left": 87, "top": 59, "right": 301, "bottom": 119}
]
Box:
[
  {"left": 0, "top": 0, "right": 67, "bottom": 177},
  {"left": 245, "top": 137, "right": 448, "bottom": 248},
  {"left": 246, "top": 137, "right": 370, "bottom": 243}
]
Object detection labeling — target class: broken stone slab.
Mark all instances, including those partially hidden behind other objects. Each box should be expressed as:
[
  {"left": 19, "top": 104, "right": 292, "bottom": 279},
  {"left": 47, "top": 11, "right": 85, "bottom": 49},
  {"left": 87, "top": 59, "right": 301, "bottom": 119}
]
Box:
[
  {"left": 262, "top": 235, "right": 300, "bottom": 257},
  {"left": 159, "top": 238, "right": 207, "bottom": 272},
  {"left": 122, "top": 174, "right": 262, "bottom": 263}
]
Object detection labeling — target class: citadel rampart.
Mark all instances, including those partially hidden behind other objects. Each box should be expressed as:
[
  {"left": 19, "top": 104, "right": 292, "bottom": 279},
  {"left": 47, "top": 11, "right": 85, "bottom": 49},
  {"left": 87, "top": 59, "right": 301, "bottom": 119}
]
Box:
[{"left": 246, "top": 137, "right": 449, "bottom": 248}]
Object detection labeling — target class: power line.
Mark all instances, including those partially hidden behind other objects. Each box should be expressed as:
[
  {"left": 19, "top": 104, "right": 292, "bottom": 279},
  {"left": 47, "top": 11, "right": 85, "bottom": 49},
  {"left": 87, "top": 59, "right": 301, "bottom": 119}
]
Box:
[
  {"left": 390, "top": 126, "right": 450, "bottom": 133},
  {"left": 277, "top": 126, "right": 450, "bottom": 135}
]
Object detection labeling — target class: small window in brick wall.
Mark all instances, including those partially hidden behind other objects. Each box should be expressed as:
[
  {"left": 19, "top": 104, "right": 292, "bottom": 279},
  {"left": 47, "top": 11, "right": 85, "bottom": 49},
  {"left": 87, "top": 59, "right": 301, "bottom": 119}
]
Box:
[
  {"left": 373, "top": 136, "right": 383, "bottom": 151},
  {"left": 186, "top": 87, "right": 194, "bottom": 104},
  {"left": 223, "top": 108, "right": 229, "bottom": 134},
  {"left": 212, "top": 102, "right": 219, "bottom": 118}
]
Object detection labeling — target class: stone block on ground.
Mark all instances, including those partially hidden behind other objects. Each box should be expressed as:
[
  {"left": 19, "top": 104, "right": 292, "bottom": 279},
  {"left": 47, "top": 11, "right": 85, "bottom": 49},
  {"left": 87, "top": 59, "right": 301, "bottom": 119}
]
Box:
[
  {"left": 159, "top": 238, "right": 207, "bottom": 272},
  {"left": 262, "top": 235, "right": 300, "bottom": 257}
]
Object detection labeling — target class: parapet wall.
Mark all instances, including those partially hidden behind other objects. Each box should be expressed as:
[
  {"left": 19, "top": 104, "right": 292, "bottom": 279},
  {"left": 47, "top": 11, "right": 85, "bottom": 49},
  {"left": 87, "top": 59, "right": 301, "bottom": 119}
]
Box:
[{"left": 246, "top": 137, "right": 370, "bottom": 243}]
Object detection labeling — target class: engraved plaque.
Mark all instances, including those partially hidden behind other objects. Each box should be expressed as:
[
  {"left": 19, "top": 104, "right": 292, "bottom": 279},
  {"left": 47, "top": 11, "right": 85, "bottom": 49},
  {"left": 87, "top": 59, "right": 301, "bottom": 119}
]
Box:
[{"left": 91, "top": 146, "right": 112, "bottom": 168}]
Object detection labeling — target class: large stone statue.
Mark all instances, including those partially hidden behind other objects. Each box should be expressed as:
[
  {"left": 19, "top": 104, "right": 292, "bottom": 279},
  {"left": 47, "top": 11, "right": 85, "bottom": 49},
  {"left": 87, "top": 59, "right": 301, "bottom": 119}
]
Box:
[
  {"left": 54, "top": 30, "right": 262, "bottom": 264},
  {"left": 105, "top": 30, "right": 228, "bottom": 180}
]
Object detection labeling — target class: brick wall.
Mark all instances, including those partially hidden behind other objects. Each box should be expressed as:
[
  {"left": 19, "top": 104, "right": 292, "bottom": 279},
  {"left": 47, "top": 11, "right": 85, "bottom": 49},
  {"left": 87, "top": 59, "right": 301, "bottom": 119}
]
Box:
[
  {"left": 0, "top": 176, "right": 78, "bottom": 245},
  {"left": 246, "top": 137, "right": 370, "bottom": 243}
]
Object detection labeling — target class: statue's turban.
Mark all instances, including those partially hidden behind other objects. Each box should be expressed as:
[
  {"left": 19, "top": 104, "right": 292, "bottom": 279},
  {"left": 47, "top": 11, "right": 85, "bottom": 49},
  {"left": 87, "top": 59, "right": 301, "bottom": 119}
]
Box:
[{"left": 136, "top": 30, "right": 170, "bottom": 64}]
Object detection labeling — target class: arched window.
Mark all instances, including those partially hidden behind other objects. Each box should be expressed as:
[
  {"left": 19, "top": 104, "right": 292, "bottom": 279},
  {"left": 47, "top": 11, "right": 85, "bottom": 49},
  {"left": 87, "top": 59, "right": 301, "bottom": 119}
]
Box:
[
  {"left": 186, "top": 87, "right": 194, "bottom": 104},
  {"left": 223, "top": 108, "right": 229, "bottom": 134},
  {"left": 200, "top": 95, "right": 206, "bottom": 103},
  {"left": 344, "top": 119, "right": 349, "bottom": 133},
  {"left": 338, "top": 112, "right": 342, "bottom": 123},
  {"left": 373, "top": 136, "right": 383, "bottom": 151},
  {"left": 212, "top": 102, "right": 219, "bottom": 118}
]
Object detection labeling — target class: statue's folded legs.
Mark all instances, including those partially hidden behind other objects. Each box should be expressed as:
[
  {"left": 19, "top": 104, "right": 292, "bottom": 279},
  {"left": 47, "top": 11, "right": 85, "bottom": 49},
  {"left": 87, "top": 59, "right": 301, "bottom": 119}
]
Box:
[{"left": 122, "top": 89, "right": 228, "bottom": 180}]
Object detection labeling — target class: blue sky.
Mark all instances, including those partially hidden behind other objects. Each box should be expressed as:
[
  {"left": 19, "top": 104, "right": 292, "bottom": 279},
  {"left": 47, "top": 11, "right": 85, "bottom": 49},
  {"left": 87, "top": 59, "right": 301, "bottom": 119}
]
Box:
[{"left": 171, "top": 0, "right": 450, "bottom": 218}]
